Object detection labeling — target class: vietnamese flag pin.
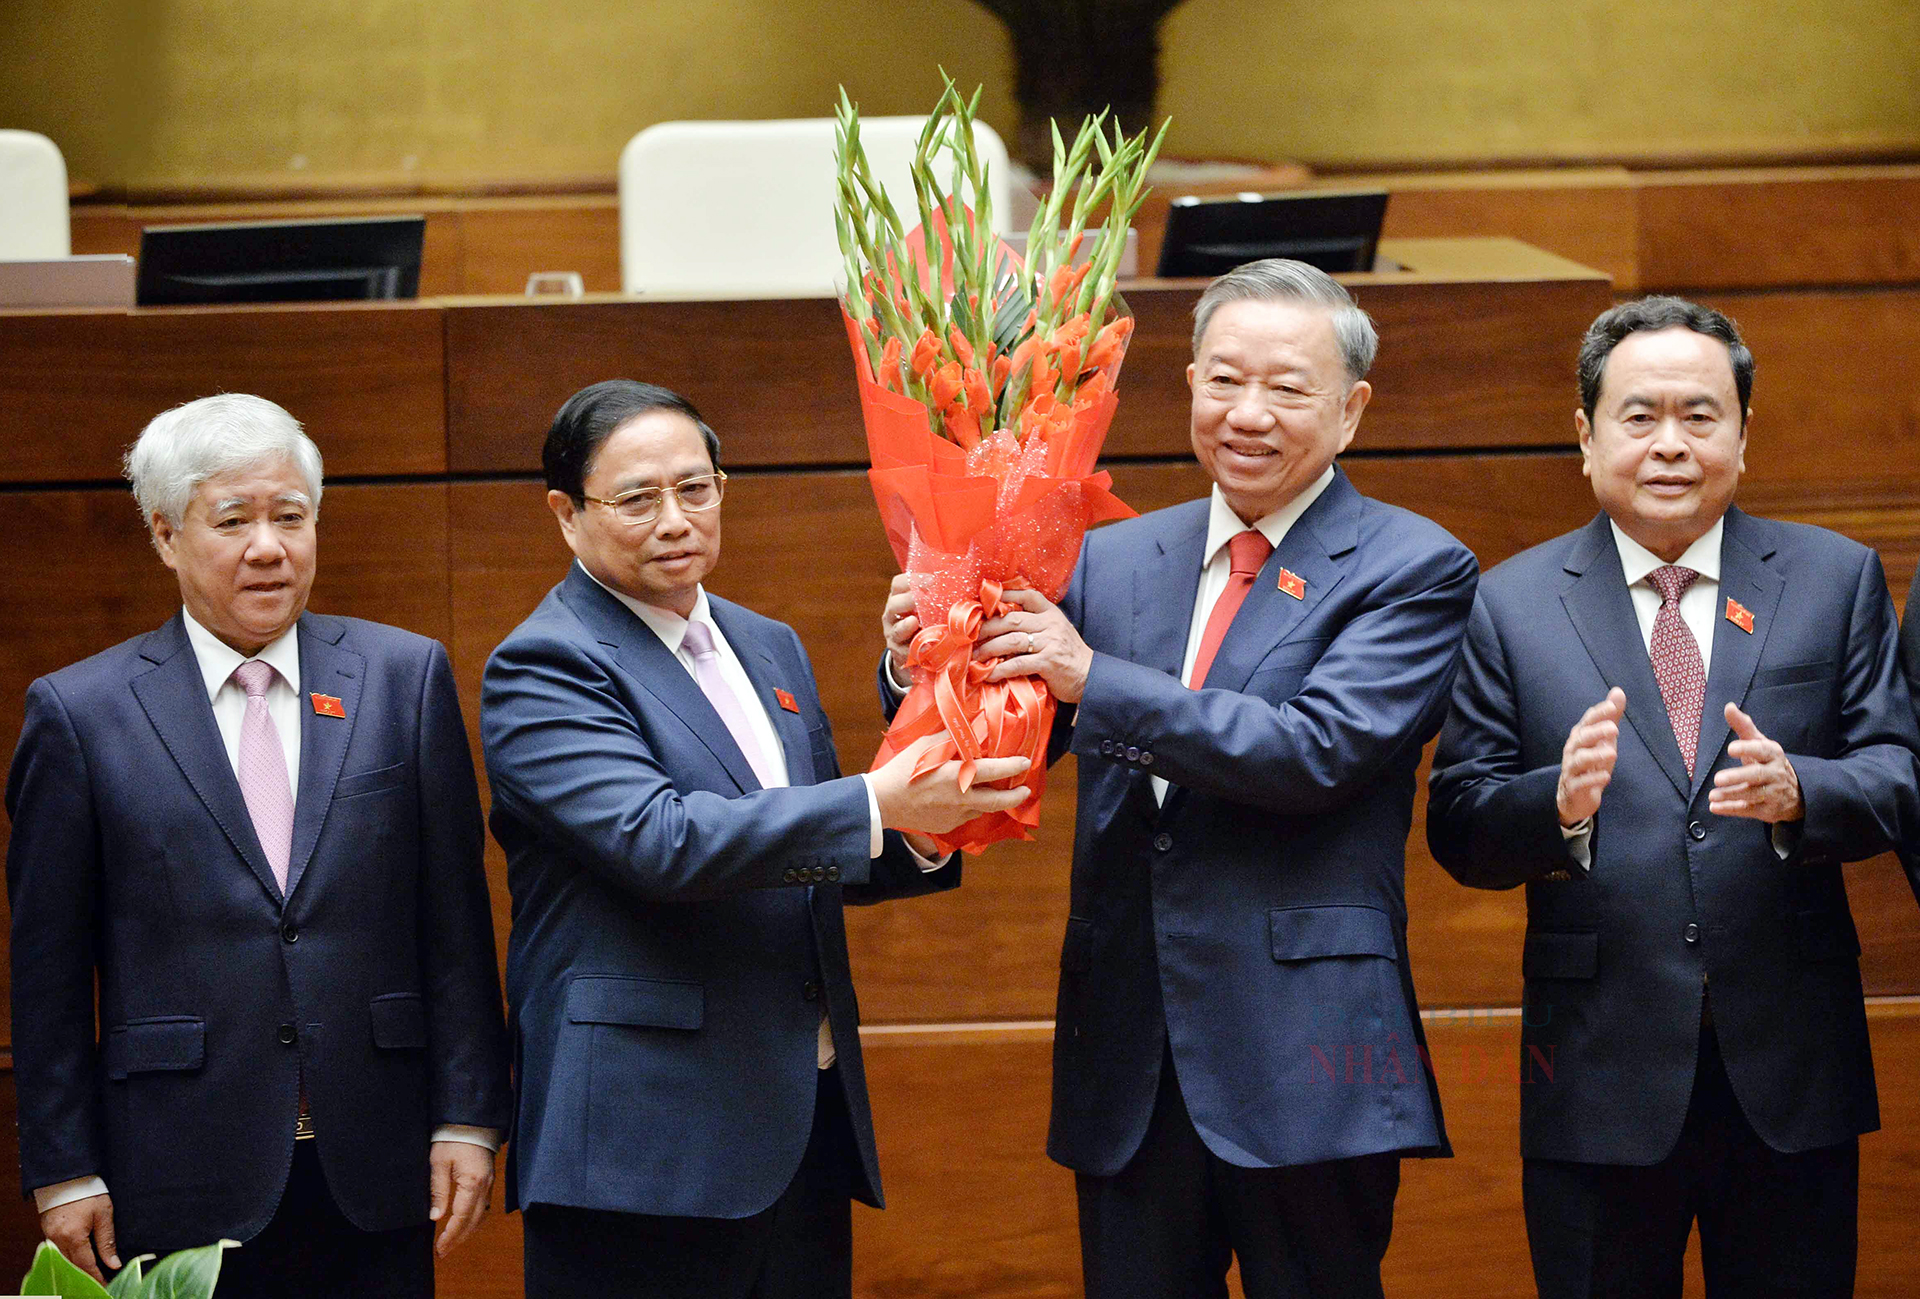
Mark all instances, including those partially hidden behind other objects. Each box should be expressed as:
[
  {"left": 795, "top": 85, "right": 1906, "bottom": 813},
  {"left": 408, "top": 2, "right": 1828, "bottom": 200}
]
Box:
[
  {"left": 1725, "top": 598, "right": 1755, "bottom": 634},
  {"left": 310, "top": 693, "right": 347, "bottom": 718},
  {"left": 774, "top": 688, "right": 800, "bottom": 714},
  {"left": 1276, "top": 568, "right": 1306, "bottom": 600}
]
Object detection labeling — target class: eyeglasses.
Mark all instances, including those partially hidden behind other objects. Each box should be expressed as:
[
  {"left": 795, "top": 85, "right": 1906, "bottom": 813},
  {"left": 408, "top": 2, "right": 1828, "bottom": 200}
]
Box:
[{"left": 583, "top": 471, "right": 727, "bottom": 526}]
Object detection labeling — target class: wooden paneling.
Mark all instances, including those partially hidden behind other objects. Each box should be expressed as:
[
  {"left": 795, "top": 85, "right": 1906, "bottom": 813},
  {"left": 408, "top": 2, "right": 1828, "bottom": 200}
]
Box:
[
  {"left": 0, "top": 305, "right": 448, "bottom": 483},
  {"left": 851, "top": 1002, "right": 1920, "bottom": 1299},
  {"left": 442, "top": 247, "right": 1612, "bottom": 476},
  {"left": 1638, "top": 168, "right": 1920, "bottom": 292},
  {"left": 1368, "top": 169, "right": 1641, "bottom": 290},
  {"left": 455, "top": 200, "right": 622, "bottom": 296}
]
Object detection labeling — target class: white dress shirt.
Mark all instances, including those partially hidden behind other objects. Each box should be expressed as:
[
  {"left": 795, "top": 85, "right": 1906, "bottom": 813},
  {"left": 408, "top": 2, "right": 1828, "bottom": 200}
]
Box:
[
  {"left": 1153, "top": 468, "right": 1336, "bottom": 804},
  {"left": 35, "top": 610, "right": 495, "bottom": 1216},
  {"left": 1562, "top": 517, "right": 1790, "bottom": 868}
]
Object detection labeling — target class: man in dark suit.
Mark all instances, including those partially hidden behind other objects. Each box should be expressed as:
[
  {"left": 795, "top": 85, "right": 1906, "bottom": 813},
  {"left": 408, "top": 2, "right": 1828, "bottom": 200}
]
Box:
[
  {"left": 1428, "top": 296, "right": 1920, "bottom": 1298},
  {"left": 6, "top": 393, "right": 512, "bottom": 1297},
  {"left": 481, "top": 380, "right": 1029, "bottom": 1299},
  {"left": 885, "top": 260, "right": 1477, "bottom": 1297}
]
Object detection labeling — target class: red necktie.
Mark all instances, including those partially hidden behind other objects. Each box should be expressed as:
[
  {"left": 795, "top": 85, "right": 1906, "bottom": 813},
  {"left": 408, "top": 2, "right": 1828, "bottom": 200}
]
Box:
[
  {"left": 1188, "top": 529, "right": 1273, "bottom": 688},
  {"left": 1647, "top": 565, "right": 1705, "bottom": 776}
]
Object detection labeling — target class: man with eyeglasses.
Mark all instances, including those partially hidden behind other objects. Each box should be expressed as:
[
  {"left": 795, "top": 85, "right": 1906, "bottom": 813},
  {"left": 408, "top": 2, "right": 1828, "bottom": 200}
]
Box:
[
  {"left": 482, "top": 379, "right": 1031, "bottom": 1299},
  {"left": 883, "top": 260, "right": 1477, "bottom": 1297}
]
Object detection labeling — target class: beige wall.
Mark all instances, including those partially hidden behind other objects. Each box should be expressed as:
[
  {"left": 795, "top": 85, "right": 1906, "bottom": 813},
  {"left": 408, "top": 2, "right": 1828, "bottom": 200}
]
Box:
[{"left": 4, "top": 0, "right": 1916, "bottom": 191}]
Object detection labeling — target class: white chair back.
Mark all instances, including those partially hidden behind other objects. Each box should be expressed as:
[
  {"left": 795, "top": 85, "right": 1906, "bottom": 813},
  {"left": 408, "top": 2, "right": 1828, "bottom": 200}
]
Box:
[
  {"left": 0, "top": 130, "right": 71, "bottom": 260},
  {"left": 618, "top": 116, "right": 1011, "bottom": 297}
]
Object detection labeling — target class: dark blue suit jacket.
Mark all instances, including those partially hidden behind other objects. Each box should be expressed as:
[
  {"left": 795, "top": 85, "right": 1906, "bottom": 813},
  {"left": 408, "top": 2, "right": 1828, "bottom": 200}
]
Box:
[
  {"left": 1428, "top": 509, "right": 1920, "bottom": 1163},
  {"left": 5, "top": 613, "right": 511, "bottom": 1250},
  {"left": 482, "top": 567, "right": 957, "bottom": 1221},
  {"left": 1047, "top": 469, "right": 1477, "bottom": 1175}
]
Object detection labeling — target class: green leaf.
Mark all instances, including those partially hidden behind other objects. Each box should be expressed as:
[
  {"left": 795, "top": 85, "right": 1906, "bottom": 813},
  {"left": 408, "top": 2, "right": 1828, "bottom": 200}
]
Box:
[
  {"left": 104, "top": 1255, "right": 154, "bottom": 1298},
  {"left": 20, "top": 1241, "right": 113, "bottom": 1299},
  {"left": 139, "top": 1240, "right": 237, "bottom": 1299}
]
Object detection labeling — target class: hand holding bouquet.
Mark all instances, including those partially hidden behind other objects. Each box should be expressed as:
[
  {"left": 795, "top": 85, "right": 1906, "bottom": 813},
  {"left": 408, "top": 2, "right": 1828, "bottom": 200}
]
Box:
[{"left": 835, "top": 80, "right": 1165, "bottom": 853}]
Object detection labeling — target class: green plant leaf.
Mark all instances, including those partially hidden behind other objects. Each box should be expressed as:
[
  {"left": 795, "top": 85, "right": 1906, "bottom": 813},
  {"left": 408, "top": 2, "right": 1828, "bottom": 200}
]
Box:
[
  {"left": 104, "top": 1255, "right": 154, "bottom": 1298},
  {"left": 19, "top": 1240, "right": 113, "bottom": 1299},
  {"left": 138, "top": 1240, "right": 237, "bottom": 1299}
]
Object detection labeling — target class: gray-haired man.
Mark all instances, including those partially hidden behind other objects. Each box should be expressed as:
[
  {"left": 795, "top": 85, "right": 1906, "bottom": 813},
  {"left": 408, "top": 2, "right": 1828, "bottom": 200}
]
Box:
[
  {"left": 6, "top": 394, "right": 511, "bottom": 1298},
  {"left": 884, "top": 259, "right": 1477, "bottom": 1297}
]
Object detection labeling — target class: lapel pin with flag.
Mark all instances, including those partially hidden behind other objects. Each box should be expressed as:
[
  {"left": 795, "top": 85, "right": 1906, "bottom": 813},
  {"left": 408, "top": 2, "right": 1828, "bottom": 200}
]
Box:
[
  {"left": 1725, "top": 598, "right": 1755, "bottom": 634},
  {"left": 309, "top": 692, "right": 347, "bottom": 718},
  {"left": 1276, "top": 568, "right": 1306, "bottom": 600},
  {"left": 774, "top": 688, "right": 800, "bottom": 714}
]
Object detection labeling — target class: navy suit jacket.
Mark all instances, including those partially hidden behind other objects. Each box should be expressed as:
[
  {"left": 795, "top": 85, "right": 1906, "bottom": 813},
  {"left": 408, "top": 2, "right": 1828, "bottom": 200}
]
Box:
[
  {"left": 1046, "top": 469, "right": 1477, "bottom": 1175},
  {"left": 482, "top": 567, "right": 957, "bottom": 1221},
  {"left": 1428, "top": 509, "right": 1920, "bottom": 1163},
  {"left": 5, "top": 613, "right": 511, "bottom": 1250}
]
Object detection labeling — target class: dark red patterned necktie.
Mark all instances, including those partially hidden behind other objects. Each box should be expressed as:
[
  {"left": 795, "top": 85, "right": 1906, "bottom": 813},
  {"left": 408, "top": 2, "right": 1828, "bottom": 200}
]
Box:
[{"left": 1647, "top": 565, "right": 1705, "bottom": 776}]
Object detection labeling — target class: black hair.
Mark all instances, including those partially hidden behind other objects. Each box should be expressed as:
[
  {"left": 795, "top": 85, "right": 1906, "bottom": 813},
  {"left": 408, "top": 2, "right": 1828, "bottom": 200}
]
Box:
[
  {"left": 1577, "top": 295, "right": 1754, "bottom": 424},
  {"left": 542, "top": 380, "right": 722, "bottom": 501}
]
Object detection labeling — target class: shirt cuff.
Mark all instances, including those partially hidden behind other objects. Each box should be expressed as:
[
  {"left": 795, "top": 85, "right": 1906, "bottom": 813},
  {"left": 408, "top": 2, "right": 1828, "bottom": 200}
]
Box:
[
  {"left": 861, "top": 772, "right": 884, "bottom": 858},
  {"left": 34, "top": 1175, "right": 107, "bottom": 1214},
  {"left": 883, "top": 654, "right": 911, "bottom": 698},
  {"left": 1559, "top": 817, "right": 1593, "bottom": 872},
  {"left": 431, "top": 1124, "right": 502, "bottom": 1152},
  {"left": 1770, "top": 819, "right": 1802, "bottom": 861}
]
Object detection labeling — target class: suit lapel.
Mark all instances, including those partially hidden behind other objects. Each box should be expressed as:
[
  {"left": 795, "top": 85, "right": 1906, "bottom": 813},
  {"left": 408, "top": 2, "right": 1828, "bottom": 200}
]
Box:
[
  {"left": 286, "top": 614, "right": 363, "bottom": 898},
  {"left": 713, "top": 597, "right": 813, "bottom": 786},
  {"left": 562, "top": 567, "right": 762, "bottom": 794},
  {"left": 128, "top": 614, "right": 283, "bottom": 905},
  {"left": 1198, "top": 472, "right": 1356, "bottom": 696},
  {"left": 1559, "top": 514, "right": 1692, "bottom": 801},
  {"left": 1693, "top": 509, "right": 1781, "bottom": 796},
  {"left": 1133, "top": 501, "right": 1209, "bottom": 678}
]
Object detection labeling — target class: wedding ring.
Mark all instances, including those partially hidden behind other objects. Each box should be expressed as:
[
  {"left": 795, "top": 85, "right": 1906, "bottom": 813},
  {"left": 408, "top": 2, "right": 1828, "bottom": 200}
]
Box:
[{"left": 1027, "top": 632, "right": 1036, "bottom": 654}]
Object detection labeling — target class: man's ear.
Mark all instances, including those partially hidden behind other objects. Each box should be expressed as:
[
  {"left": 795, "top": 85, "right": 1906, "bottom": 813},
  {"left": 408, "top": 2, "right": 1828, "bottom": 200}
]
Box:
[
  {"left": 547, "top": 490, "right": 582, "bottom": 553},
  {"left": 151, "top": 513, "right": 180, "bottom": 569},
  {"left": 1575, "top": 409, "right": 1593, "bottom": 479}
]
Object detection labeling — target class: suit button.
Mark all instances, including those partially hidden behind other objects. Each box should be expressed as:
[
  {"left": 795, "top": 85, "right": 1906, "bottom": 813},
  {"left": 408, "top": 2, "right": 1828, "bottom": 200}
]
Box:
[
  {"left": 1688, "top": 821, "right": 1706, "bottom": 841},
  {"left": 825, "top": 866, "right": 840, "bottom": 882},
  {"left": 802, "top": 981, "right": 821, "bottom": 1002},
  {"left": 1100, "top": 740, "right": 1115, "bottom": 756},
  {"left": 1153, "top": 833, "right": 1173, "bottom": 852},
  {"left": 1684, "top": 923, "right": 1701, "bottom": 945},
  {"left": 783, "top": 868, "right": 798, "bottom": 884},
  {"left": 281, "top": 923, "right": 298, "bottom": 944},
  {"left": 277, "top": 1023, "right": 297, "bottom": 1045},
  {"left": 1140, "top": 752, "right": 1154, "bottom": 767},
  {"left": 1125, "top": 746, "right": 1140, "bottom": 762},
  {"left": 813, "top": 867, "right": 828, "bottom": 883}
]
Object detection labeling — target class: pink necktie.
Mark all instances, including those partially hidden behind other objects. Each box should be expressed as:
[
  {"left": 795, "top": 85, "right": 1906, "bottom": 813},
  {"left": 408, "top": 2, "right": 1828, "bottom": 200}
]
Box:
[
  {"left": 681, "top": 621, "right": 778, "bottom": 789},
  {"left": 233, "top": 660, "right": 295, "bottom": 891},
  {"left": 1188, "top": 529, "right": 1274, "bottom": 689},
  {"left": 1647, "top": 565, "right": 1705, "bottom": 777}
]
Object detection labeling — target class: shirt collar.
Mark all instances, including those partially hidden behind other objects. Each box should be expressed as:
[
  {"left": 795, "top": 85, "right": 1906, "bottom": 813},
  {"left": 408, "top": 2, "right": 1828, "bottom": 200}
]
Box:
[
  {"left": 1609, "top": 516, "right": 1724, "bottom": 590},
  {"left": 576, "top": 560, "right": 712, "bottom": 655},
  {"left": 180, "top": 607, "right": 302, "bottom": 700},
  {"left": 1202, "top": 466, "right": 1335, "bottom": 569}
]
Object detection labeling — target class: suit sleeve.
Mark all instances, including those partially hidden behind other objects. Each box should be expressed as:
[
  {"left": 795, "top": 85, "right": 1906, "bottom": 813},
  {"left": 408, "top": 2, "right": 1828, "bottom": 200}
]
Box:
[
  {"left": 5, "top": 678, "right": 107, "bottom": 1195},
  {"left": 483, "top": 628, "right": 880, "bottom": 904},
  {"left": 1786, "top": 546, "right": 1920, "bottom": 865},
  {"left": 1070, "top": 534, "right": 1478, "bottom": 815},
  {"left": 412, "top": 643, "right": 513, "bottom": 1133},
  {"left": 1426, "top": 592, "right": 1581, "bottom": 889}
]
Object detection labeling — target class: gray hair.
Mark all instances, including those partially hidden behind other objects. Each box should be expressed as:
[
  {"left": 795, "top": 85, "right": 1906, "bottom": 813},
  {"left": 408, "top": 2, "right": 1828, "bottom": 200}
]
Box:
[
  {"left": 1191, "top": 258, "right": 1379, "bottom": 382},
  {"left": 124, "top": 394, "right": 324, "bottom": 527}
]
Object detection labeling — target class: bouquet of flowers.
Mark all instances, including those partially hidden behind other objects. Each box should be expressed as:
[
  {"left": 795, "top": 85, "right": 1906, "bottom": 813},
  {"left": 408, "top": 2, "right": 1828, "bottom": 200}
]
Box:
[{"left": 834, "top": 81, "right": 1164, "bottom": 853}]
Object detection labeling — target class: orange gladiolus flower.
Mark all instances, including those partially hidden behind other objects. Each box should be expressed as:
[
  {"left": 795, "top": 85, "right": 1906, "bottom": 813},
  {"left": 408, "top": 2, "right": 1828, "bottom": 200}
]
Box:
[
  {"left": 964, "top": 367, "right": 992, "bottom": 417},
  {"left": 948, "top": 327, "right": 975, "bottom": 366},
  {"left": 943, "top": 406, "right": 982, "bottom": 449},
  {"left": 865, "top": 314, "right": 881, "bottom": 337},
  {"left": 1085, "top": 316, "right": 1134, "bottom": 371},
  {"left": 910, "top": 329, "right": 943, "bottom": 378},
  {"left": 990, "top": 353, "right": 1012, "bottom": 390},
  {"left": 931, "top": 361, "right": 965, "bottom": 410},
  {"left": 879, "top": 336, "right": 904, "bottom": 392}
]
